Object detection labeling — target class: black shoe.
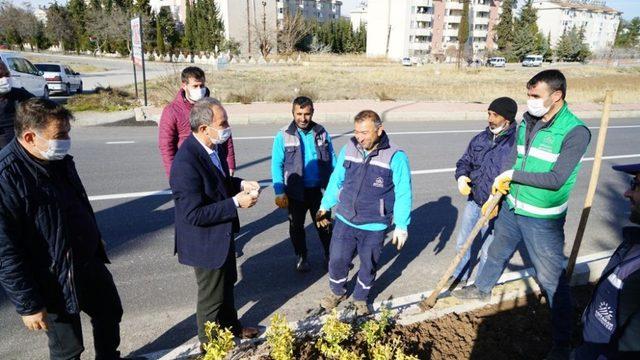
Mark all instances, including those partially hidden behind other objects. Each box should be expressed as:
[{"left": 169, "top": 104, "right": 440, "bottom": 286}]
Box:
[
  {"left": 296, "top": 255, "right": 311, "bottom": 272},
  {"left": 452, "top": 285, "right": 491, "bottom": 301},
  {"left": 545, "top": 345, "right": 572, "bottom": 360}
]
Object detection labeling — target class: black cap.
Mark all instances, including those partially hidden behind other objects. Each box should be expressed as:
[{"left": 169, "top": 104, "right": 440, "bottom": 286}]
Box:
[
  {"left": 488, "top": 97, "right": 518, "bottom": 122},
  {"left": 612, "top": 163, "right": 640, "bottom": 175}
]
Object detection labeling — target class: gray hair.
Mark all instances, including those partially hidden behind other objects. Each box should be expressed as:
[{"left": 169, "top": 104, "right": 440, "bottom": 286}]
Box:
[{"left": 189, "top": 97, "right": 223, "bottom": 132}]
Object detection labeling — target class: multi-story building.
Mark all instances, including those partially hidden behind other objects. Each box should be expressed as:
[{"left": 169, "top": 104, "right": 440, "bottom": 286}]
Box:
[
  {"left": 277, "top": 0, "right": 342, "bottom": 22},
  {"left": 533, "top": 0, "right": 621, "bottom": 53},
  {"left": 367, "top": 0, "right": 502, "bottom": 60}
]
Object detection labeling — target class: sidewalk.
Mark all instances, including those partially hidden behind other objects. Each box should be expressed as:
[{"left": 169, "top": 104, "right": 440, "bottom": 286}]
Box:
[{"left": 134, "top": 100, "right": 640, "bottom": 126}]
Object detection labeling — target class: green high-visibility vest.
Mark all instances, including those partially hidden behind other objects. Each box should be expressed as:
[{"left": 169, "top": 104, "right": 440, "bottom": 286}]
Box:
[{"left": 506, "top": 103, "right": 586, "bottom": 219}]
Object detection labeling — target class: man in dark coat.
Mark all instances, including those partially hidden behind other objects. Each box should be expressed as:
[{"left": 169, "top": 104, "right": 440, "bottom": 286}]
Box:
[
  {"left": 0, "top": 98, "right": 123, "bottom": 359},
  {"left": 451, "top": 97, "right": 518, "bottom": 285},
  {"left": 169, "top": 97, "right": 260, "bottom": 348}
]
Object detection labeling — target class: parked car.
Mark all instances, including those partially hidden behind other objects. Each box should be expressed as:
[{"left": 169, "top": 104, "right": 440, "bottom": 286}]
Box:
[
  {"left": 522, "top": 54, "right": 543, "bottom": 67},
  {"left": 401, "top": 57, "right": 412, "bottom": 66},
  {"left": 35, "top": 63, "right": 83, "bottom": 95},
  {"left": 0, "top": 51, "right": 49, "bottom": 98},
  {"left": 487, "top": 57, "right": 506, "bottom": 67}
]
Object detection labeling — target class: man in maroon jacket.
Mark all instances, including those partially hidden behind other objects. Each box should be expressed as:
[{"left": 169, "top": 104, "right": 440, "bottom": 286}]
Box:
[{"left": 158, "top": 66, "right": 236, "bottom": 177}]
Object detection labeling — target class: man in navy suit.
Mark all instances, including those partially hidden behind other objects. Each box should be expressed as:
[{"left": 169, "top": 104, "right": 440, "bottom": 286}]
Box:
[{"left": 169, "top": 97, "right": 260, "bottom": 347}]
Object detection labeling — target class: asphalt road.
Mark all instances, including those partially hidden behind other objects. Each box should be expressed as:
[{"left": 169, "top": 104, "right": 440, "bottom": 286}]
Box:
[{"left": 1, "top": 118, "right": 639, "bottom": 359}]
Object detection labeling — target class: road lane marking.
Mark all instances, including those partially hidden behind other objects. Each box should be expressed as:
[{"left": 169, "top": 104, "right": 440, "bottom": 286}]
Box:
[
  {"left": 87, "top": 153, "right": 640, "bottom": 202},
  {"left": 231, "top": 125, "right": 640, "bottom": 141},
  {"left": 106, "top": 141, "right": 136, "bottom": 144}
]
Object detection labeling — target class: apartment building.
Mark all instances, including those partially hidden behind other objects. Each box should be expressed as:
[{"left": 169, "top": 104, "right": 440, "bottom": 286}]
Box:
[
  {"left": 533, "top": 0, "right": 621, "bottom": 53},
  {"left": 277, "top": 0, "right": 342, "bottom": 22},
  {"left": 350, "top": 2, "right": 368, "bottom": 31},
  {"left": 367, "top": 0, "right": 502, "bottom": 60}
]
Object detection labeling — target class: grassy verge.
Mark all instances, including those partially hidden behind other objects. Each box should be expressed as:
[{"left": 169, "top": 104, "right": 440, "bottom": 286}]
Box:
[
  {"left": 66, "top": 86, "right": 137, "bottom": 112},
  {"left": 143, "top": 54, "right": 640, "bottom": 107}
]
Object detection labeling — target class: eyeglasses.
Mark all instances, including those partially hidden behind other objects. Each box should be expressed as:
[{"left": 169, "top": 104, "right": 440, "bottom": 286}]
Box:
[{"left": 630, "top": 178, "right": 640, "bottom": 190}]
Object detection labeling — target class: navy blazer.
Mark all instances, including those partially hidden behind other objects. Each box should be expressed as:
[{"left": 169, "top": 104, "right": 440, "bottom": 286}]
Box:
[{"left": 169, "top": 134, "right": 242, "bottom": 269}]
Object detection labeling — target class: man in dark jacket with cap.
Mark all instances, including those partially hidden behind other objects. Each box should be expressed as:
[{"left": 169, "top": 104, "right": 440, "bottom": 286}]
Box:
[
  {"left": 451, "top": 97, "right": 518, "bottom": 285},
  {"left": 573, "top": 163, "right": 640, "bottom": 359}
]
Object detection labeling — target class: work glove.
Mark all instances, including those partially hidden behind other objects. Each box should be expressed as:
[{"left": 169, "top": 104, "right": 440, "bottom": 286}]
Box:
[
  {"left": 457, "top": 176, "right": 472, "bottom": 196},
  {"left": 492, "top": 169, "right": 514, "bottom": 195},
  {"left": 315, "top": 209, "right": 331, "bottom": 229},
  {"left": 275, "top": 194, "right": 288, "bottom": 209},
  {"left": 481, "top": 195, "right": 500, "bottom": 220},
  {"left": 392, "top": 228, "right": 408, "bottom": 250}
]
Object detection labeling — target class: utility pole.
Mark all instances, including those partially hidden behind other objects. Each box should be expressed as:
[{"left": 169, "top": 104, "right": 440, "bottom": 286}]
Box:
[
  {"left": 247, "top": 0, "right": 252, "bottom": 54},
  {"left": 262, "top": 1, "right": 267, "bottom": 35}
]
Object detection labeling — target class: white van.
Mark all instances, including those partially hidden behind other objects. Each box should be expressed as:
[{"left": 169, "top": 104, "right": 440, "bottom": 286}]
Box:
[
  {"left": 522, "top": 54, "right": 543, "bottom": 67},
  {"left": 0, "top": 52, "right": 49, "bottom": 98},
  {"left": 487, "top": 57, "right": 506, "bottom": 67}
]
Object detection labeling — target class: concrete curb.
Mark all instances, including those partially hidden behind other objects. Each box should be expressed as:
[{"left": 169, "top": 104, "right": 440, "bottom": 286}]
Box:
[
  {"left": 73, "top": 109, "right": 135, "bottom": 126},
  {"left": 134, "top": 106, "right": 640, "bottom": 126},
  {"left": 137, "top": 249, "right": 613, "bottom": 360}
]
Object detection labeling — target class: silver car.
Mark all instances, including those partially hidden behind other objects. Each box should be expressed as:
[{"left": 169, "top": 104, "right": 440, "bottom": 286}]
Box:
[{"left": 35, "top": 63, "right": 83, "bottom": 95}]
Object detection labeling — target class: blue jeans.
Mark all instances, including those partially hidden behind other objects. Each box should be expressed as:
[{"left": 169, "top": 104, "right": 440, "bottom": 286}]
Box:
[
  {"left": 452, "top": 200, "right": 494, "bottom": 282},
  {"left": 474, "top": 205, "right": 573, "bottom": 345},
  {"left": 328, "top": 218, "right": 385, "bottom": 301}
]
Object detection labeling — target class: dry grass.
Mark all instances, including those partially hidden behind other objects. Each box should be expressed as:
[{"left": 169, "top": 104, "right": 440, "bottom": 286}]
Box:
[
  {"left": 66, "top": 86, "right": 137, "bottom": 112},
  {"left": 24, "top": 55, "right": 109, "bottom": 73},
  {"left": 143, "top": 54, "right": 639, "bottom": 107}
]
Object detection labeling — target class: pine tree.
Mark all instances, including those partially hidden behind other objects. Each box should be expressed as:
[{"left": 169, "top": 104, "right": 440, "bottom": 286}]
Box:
[
  {"left": 68, "top": 0, "right": 88, "bottom": 52},
  {"left": 156, "top": 16, "right": 165, "bottom": 54},
  {"left": 182, "top": 0, "right": 195, "bottom": 53},
  {"left": 495, "top": 0, "right": 514, "bottom": 52},
  {"left": 457, "top": 0, "right": 470, "bottom": 68},
  {"left": 511, "top": 0, "right": 538, "bottom": 61}
]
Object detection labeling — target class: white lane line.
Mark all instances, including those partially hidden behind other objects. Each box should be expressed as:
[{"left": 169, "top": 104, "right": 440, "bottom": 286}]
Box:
[
  {"left": 231, "top": 125, "right": 640, "bottom": 141},
  {"left": 106, "top": 141, "right": 136, "bottom": 144},
  {"left": 88, "top": 190, "right": 172, "bottom": 201},
  {"left": 87, "top": 153, "right": 640, "bottom": 202}
]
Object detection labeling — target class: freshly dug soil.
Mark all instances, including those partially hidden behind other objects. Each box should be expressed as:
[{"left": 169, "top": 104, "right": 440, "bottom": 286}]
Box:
[{"left": 291, "top": 285, "right": 594, "bottom": 360}]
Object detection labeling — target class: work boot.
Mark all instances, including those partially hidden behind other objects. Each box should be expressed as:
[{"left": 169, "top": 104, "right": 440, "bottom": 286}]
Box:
[
  {"left": 353, "top": 300, "right": 371, "bottom": 316},
  {"left": 296, "top": 255, "right": 311, "bottom": 272},
  {"left": 545, "top": 344, "right": 572, "bottom": 360},
  {"left": 445, "top": 276, "right": 467, "bottom": 290},
  {"left": 452, "top": 284, "right": 491, "bottom": 301},
  {"left": 320, "top": 293, "right": 344, "bottom": 311}
]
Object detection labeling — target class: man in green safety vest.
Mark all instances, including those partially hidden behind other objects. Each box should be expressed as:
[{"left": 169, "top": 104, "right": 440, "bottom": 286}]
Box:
[{"left": 454, "top": 69, "right": 592, "bottom": 360}]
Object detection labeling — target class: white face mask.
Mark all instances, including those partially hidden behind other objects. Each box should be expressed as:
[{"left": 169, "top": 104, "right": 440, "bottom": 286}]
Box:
[
  {"left": 0, "top": 77, "right": 11, "bottom": 94},
  {"left": 208, "top": 127, "right": 231, "bottom": 145},
  {"left": 187, "top": 87, "right": 206, "bottom": 102},
  {"left": 527, "top": 98, "right": 551, "bottom": 118},
  {"left": 36, "top": 133, "right": 71, "bottom": 161},
  {"left": 490, "top": 124, "right": 506, "bottom": 135}
]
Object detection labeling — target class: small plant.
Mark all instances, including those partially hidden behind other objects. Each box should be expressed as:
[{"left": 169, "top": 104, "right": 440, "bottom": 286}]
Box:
[
  {"left": 375, "top": 90, "right": 396, "bottom": 101},
  {"left": 201, "top": 321, "right": 235, "bottom": 360},
  {"left": 316, "top": 309, "right": 362, "bottom": 360},
  {"left": 266, "top": 313, "right": 294, "bottom": 360},
  {"left": 360, "top": 307, "right": 392, "bottom": 348}
]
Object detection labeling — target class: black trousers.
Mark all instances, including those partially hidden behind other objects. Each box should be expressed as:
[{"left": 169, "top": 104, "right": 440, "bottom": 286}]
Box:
[
  {"left": 193, "top": 241, "right": 241, "bottom": 344},
  {"left": 45, "top": 259, "right": 123, "bottom": 360},
  {"left": 287, "top": 187, "right": 332, "bottom": 257}
]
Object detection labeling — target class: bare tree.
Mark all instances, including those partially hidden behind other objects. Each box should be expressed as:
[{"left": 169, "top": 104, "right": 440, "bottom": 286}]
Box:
[
  {"left": 86, "top": 6, "right": 131, "bottom": 55},
  {"left": 45, "top": 3, "right": 75, "bottom": 51},
  {"left": 277, "top": 10, "right": 309, "bottom": 55}
]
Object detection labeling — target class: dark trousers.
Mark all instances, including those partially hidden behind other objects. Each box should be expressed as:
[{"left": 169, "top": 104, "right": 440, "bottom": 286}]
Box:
[
  {"left": 193, "top": 241, "right": 241, "bottom": 344},
  {"left": 287, "top": 187, "right": 332, "bottom": 257},
  {"left": 45, "top": 259, "right": 123, "bottom": 360},
  {"left": 328, "top": 218, "right": 385, "bottom": 301}
]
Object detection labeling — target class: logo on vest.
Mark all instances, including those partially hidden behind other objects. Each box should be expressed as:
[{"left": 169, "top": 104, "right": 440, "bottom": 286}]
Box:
[
  {"left": 373, "top": 177, "right": 384, "bottom": 188},
  {"left": 594, "top": 301, "right": 615, "bottom": 332}
]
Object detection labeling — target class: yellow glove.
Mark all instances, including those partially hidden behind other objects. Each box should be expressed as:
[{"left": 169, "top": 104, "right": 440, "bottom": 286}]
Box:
[
  {"left": 457, "top": 176, "right": 472, "bottom": 196},
  {"left": 492, "top": 170, "right": 514, "bottom": 195},
  {"left": 481, "top": 196, "right": 499, "bottom": 220},
  {"left": 275, "top": 194, "right": 288, "bottom": 209}
]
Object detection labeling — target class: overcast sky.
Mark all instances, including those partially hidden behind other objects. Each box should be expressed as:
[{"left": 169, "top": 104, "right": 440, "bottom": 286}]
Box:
[{"left": 23, "top": 0, "right": 640, "bottom": 20}]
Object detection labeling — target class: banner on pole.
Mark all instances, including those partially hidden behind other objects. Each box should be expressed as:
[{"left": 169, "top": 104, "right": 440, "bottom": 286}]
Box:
[{"left": 131, "top": 17, "right": 143, "bottom": 67}]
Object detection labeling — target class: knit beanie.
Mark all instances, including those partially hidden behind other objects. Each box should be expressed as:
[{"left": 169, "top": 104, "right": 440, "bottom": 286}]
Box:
[{"left": 488, "top": 97, "right": 518, "bottom": 122}]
